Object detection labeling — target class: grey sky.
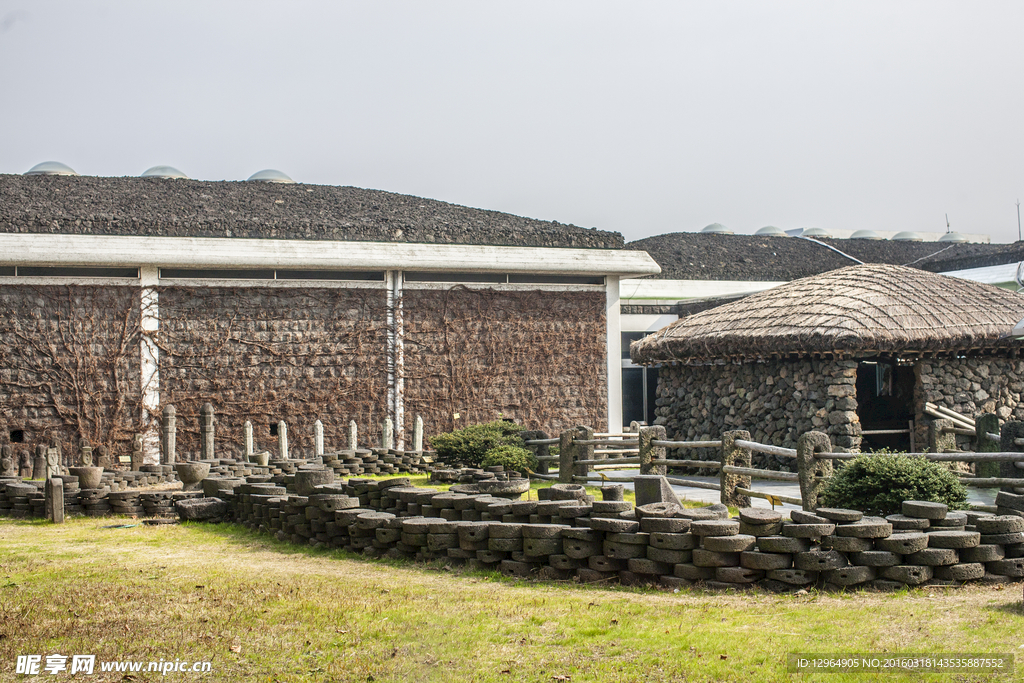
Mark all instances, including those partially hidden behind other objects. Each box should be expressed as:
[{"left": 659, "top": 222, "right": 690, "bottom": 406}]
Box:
[{"left": 2, "top": 1, "right": 1023, "bottom": 244}]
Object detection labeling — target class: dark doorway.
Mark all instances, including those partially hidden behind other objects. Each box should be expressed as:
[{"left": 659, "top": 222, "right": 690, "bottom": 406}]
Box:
[
  {"left": 856, "top": 359, "right": 915, "bottom": 451},
  {"left": 621, "top": 331, "right": 659, "bottom": 428}
]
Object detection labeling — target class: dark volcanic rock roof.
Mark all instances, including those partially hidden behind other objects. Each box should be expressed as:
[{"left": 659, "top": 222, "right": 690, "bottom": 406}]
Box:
[
  {"left": 627, "top": 232, "right": 1008, "bottom": 281},
  {"left": 917, "top": 241, "right": 1024, "bottom": 273},
  {"left": 0, "top": 174, "right": 623, "bottom": 249}
]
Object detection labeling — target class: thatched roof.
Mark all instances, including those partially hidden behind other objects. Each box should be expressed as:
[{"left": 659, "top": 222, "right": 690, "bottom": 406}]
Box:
[
  {"left": 631, "top": 263, "right": 1024, "bottom": 363},
  {"left": 0, "top": 174, "right": 622, "bottom": 249}
]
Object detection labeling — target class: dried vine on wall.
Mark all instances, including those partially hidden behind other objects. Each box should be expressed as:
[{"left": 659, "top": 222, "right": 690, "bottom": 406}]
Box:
[
  {"left": 403, "top": 286, "right": 607, "bottom": 438},
  {"left": 155, "top": 286, "right": 389, "bottom": 457},
  {"left": 0, "top": 285, "right": 143, "bottom": 461}
]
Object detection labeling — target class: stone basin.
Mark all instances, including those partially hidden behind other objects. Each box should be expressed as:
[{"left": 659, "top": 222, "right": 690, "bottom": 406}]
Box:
[
  {"left": 174, "top": 462, "right": 210, "bottom": 491},
  {"left": 294, "top": 468, "right": 334, "bottom": 496},
  {"left": 68, "top": 466, "right": 103, "bottom": 489}
]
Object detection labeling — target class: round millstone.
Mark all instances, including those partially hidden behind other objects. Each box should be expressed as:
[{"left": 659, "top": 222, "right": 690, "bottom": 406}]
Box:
[
  {"left": 690, "top": 519, "right": 740, "bottom": 537},
  {"left": 885, "top": 514, "right": 930, "bottom": 530},
  {"left": 926, "top": 530, "right": 980, "bottom": 549},
  {"left": 715, "top": 566, "right": 763, "bottom": 583},
  {"left": 757, "top": 536, "right": 811, "bottom": 554},
  {"left": 905, "top": 548, "right": 959, "bottom": 566},
  {"left": 589, "top": 517, "right": 640, "bottom": 533},
  {"left": 738, "top": 520, "right": 783, "bottom": 537},
  {"left": 881, "top": 564, "right": 933, "bottom": 584},
  {"left": 678, "top": 504, "right": 730, "bottom": 521},
  {"left": 979, "top": 532, "right": 1024, "bottom": 545},
  {"left": 782, "top": 523, "right": 835, "bottom": 538},
  {"left": 640, "top": 517, "right": 691, "bottom": 533},
  {"left": 635, "top": 502, "right": 682, "bottom": 519},
  {"left": 825, "top": 565, "right": 876, "bottom": 586},
  {"left": 876, "top": 532, "right": 930, "bottom": 554},
  {"left": 692, "top": 548, "right": 740, "bottom": 567},
  {"left": 649, "top": 532, "right": 698, "bottom": 551},
  {"left": 703, "top": 534, "right": 756, "bottom": 553},
  {"left": 959, "top": 544, "right": 1004, "bottom": 563},
  {"left": 849, "top": 550, "right": 902, "bottom": 567},
  {"left": 766, "top": 568, "right": 818, "bottom": 585},
  {"left": 823, "top": 535, "right": 873, "bottom": 553},
  {"left": 674, "top": 563, "right": 716, "bottom": 581},
  {"left": 790, "top": 510, "right": 830, "bottom": 524},
  {"left": 835, "top": 520, "right": 892, "bottom": 538},
  {"left": 794, "top": 549, "right": 848, "bottom": 571},
  {"left": 740, "top": 551, "right": 792, "bottom": 571},
  {"left": 975, "top": 516, "right": 1024, "bottom": 535},
  {"left": 985, "top": 558, "right": 1024, "bottom": 577},
  {"left": 738, "top": 507, "right": 782, "bottom": 524},
  {"left": 816, "top": 508, "right": 864, "bottom": 523},
  {"left": 934, "top": 563, "right": 985, "bottom": 581},
  {"left": 902, "top": 501, "right": 947, "bottom": 520}
]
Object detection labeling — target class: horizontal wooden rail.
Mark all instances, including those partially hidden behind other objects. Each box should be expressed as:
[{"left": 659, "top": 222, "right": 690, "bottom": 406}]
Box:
[
  {"left": 968, "top": 504, "right": 998, "bottom": 513},
  {"left": 535, "top": 455, "right": 560, "bottom": 463},
  {"left": 734, "top": 439, "right": 798, "bottom": 459},
  {"left": 735, "top": 487, "right": 802, "bottom": 506},
  {"left": 860, "top": 429, "right": 911, "bottom": 435},
  {"left": 986, "top": 432, "right": 1000, "bottom": 442},
  {"left": 816, "top": 451, "right": 1024, "bottom": 463},
  {"left": 577, "top": 439, "right": 639, "bottom": 447},
  {"left": 722, "top": 465, "right": 800, "bottom": 482},
  {"left": 578, "top": 457, "right": 640, "bottom": 465},
  {"left": 593, "top": 449, "right": 639, "bottom": 456},
  {"left": 959, "top": 477, "right": 1024, "bottom": 488},
  {"left": 651, "top": 440, "right": 723, "bottom": 449},
  {"left": 523, "top": 438, "right": 560, "bottom": 446},
  {"left": 571, "top": 474, "right": 723, "bottom": 492},
  {"left": 943, "top": 426, "right": 976, "bottom": 436},
  {"left": 664, "top": 459, "right": 721, "bottom": 469}
]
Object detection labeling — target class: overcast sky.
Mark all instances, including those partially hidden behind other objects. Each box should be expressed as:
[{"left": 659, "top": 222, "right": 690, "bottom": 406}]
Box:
[{"left": 2, "top": 1, "right": 1023, "bottom": 244}]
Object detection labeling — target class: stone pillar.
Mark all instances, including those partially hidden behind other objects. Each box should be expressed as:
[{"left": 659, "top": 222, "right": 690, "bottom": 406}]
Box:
[
  {"left": 720, "top": 430, "right": 752, "bottom": 508},
  {"left": 45, "top": 477, "right": 64, "bottom": 524},
  {"left": 131, "top": 434, "right": 144, "bottom": 471},
  {"left": 0, "top": 445, "right": 15, "bottom": 477},
  {"left": 277, "top": 420, "right": 289, "bottom": 459},
  {"left": 33, "top": 444, "right": 47, "bottom": 479},
  {"left": 413, "top": 415, "right": 424, "bottom": 453},
  {"left": 51, "top": 438, "right": 63, "bottom": 470},
  {"left": 19, "top": 449, "right": 32, "bottom": 478},
  {"left": 314, "top": 420, "right": 324, "bottom": 456},
  {"left": 382, "top": 418, "right": 394, "bottom": 450},
  {"left": 95, "top": 445, "right": 111, "bottom": 470},
  {"left": 558, "top": 429, "right": 577, "bottom": 484},
  {"left": 998, "top": 420, "right": 1024, "bottom": 492},
  {"left": 929, "top": 418, "right": 957, "bottom": 454},
  {"left": 348, "top": 421, "right": 358, "bottom": 451},
  {"left": 639, "top": 425, "right": 667, "bottom": 476},
  {"left": 79, "top": 438, "right": 93, "bottom": 467},
  {"left": 46, "top": 447, "right": 61, "bottom": 479},
  {"left": 975, "top": 412, "right": 1000, "bottom": 479},
  {"left": 573, "top": 425, "right": 593, "bottom": 481},
  {"left": 243, "top": 420, "right": 254, "bottom": 460},
  {"left": 796, "top": 430, "right": 833, "bottom": 511},
  {"left": 200, "top": 403, "right": 215, "bottom": 461},
  {"left": 162, "top": 405, "right": 177, "bottom": 465}
]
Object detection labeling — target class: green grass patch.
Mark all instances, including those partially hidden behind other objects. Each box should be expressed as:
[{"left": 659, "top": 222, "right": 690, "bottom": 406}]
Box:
[{"left": 1, "top": 518, "right": 1021, "bottom": 682}]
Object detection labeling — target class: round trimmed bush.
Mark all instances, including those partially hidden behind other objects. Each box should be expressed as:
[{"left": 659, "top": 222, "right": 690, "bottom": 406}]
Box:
[
  {"left": 818, "top": 451, "right": 968, "bottom": 516},
  {"left": 481, "top": 445, "right": 538, "bottom": 474},
  {"left": 428, "top": 420, "right": 524, "bottom": 467}
]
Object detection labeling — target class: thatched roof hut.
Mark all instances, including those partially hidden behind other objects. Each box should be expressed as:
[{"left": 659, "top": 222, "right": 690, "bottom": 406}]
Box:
[{"left": 632, "top": 263, "right": 1024, "bottom": 364}]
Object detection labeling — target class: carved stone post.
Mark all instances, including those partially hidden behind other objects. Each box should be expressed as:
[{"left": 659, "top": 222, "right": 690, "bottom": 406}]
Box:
[
  {"left": 314, "top": 420, "right": 325, "bottom": 456},
  {"left": 348, "top": 420, "right": 358, "bottom": 451},
  {"left": 639, "top": 425, "right": 667, "bottom": 476},
  {"left": 200, "top": 403, "right": 215, "bottom": 460},
  {"left": 413, "top": 415, "right": 424, "bottom": 453},
  {"left": 929, "top": 418, "right": 956, "bottom": 453},
  {"left": 382, "top": 418, "right": 394, "bottom": 450},
  {"left": 131, "top": 435, "right": 145, "bottom": 471},
  {"left": 160, "top": 405, "right": 176, "bottom": 465},
  {"left": 796, "top": 430, "right": 833, "bottom": 511},
  {"left": 33, "top": 444, "right": 47, "bottom": 479},
  {"left": 975, "top": 412, "right": 1000, "bottom": 478},
  {"left": 720, "top": 430, "right": 751, "bottom": 508},
  {"left": 79, "top": 438, "right": 93, "bottom": 467},
  {"left": 573, "top": 425, "right": 593, "bottom": 481},
  {"left": 45, "top": 477, "right": 64, "bottom": 523},
  {"left": 0, "top": 445, "right": 15, "bottom": 477},
  {"left": 998, "top": 420, "right": 1024, "bottom": 492},
  {"left": 558, "top": 429, "right": 577, "bottom": 484},
  {"left": 243, "top": 420, "right": 254, "bottom": 460},
  {"left": 277, "top": 420, "right": 289, "bottom": 460}
]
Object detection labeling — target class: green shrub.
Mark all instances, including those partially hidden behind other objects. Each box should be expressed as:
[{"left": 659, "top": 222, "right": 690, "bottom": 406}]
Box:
[
  {"left": 818, "top": 451, "right": 968, "bottom": 516},
  {"left": 481, "top": 445, "right": 538, "bottom": 473},
  {"left": 428, "top": 420, "right": 524, "bottom": 467}
]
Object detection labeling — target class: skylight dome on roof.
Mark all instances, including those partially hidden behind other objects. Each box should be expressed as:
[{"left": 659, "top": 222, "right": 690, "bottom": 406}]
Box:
[
  {"left": 802, "top": 227, "right": 832, "bottom": 238},
  {"left": 247, "top": 169, "right": 295, "bottom": 184},
  {"left": 851, "top": 230, "right": 883, "bottom": 240},
  {"left": 754, "top": 226, "right": 787, "bottom": 237},
  {"left": 701, "top": 223, "right": 733, "bottom": 235},
  {"left": 892, "top": 231, "right": 924, "bottom": 241},
  {"left": 938, "top": 232, "right": 969, "bottom": 243},
  {"left": 25, "top": 161, "right": 77, "bottom": 176},
  {"left": 141, "top": 165, "right": 188, "bottom": 179}
]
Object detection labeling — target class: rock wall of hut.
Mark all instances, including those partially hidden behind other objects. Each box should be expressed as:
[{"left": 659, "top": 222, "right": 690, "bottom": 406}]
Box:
[{"left": 653, "top": 358, "right": 862, "bottom": 468}]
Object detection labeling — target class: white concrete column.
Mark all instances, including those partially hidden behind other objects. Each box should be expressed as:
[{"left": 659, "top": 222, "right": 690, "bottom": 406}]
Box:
[
  {"left": 140, "top": 265, "right": 161, "bottom": 464},
  {"left": 605, "top": 275, "right": 622, "bottom": 432},
  {"left": 386, "top": 270, "right": 405, "bottom": 450}
]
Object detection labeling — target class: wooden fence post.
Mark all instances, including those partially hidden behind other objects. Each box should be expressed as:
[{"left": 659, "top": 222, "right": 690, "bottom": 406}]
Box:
[
  {"left": 639, "top": 425, "right": 666, "bottom": 475},
  {"left": 574, "top": 425, "right": 594, "bottom": 481},
  {"left": 975, "top": 412, "right": 1000, "bottom": 479},
  {"left": 796, "top": 431, "right": 832, "bottom": 511},
  {"left": 929, "top": 418, "right": 956, "bottom": 453},
  {"left": 720, "top": 430, "right": 751, "bottom": 508},
  {"left": 998, "top": 420, "right": 1024, "bottom": 493}
]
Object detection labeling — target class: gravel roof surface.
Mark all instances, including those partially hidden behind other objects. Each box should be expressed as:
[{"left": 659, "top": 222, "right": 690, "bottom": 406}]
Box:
[
  {"left": 0, "top": 174, "right": 623, "bottom": 250},
  {"left": 626, "top": 232, "right": 1011, "bottom": 281}
]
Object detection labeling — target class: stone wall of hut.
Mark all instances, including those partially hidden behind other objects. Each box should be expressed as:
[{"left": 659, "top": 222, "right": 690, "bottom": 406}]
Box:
[
  {"left": 653, "top": 358, "right": 862, "bottom": 469},
  {"left": 914, "top": 356, "right": 1024, "bottom": 448}
]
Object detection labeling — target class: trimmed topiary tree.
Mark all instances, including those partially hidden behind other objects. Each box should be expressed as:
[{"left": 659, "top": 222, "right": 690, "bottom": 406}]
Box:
[
  {"left": 818, "top": 451, "right": 968, "bottom": 516},
  {"left": 428, "top": 420, "right": 524, "bottom": 468},
  {"left": 481, "top": 445, "right": 538, "bottom": 473}
]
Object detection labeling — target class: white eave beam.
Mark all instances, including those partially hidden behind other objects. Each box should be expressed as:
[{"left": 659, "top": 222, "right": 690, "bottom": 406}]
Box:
[{"left": 0, "top": 233, "right": 661, "bottom": 278}]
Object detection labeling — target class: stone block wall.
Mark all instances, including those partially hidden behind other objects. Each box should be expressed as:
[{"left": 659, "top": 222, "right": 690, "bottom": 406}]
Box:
[
  {"left": 653, "top": 358, "right": 862, "bottom": 469},
  {"left": 158, "top": 286, "right": 390, "bottom": 457},
  {"left": 404, "top": 288, "right": 607, "bottom": 438},
  {"left": 0, "top": 285, "right": 142, "bottom": 463},
  {"left": 915, "top": 357, "right": 1024, "bottom": 449}
]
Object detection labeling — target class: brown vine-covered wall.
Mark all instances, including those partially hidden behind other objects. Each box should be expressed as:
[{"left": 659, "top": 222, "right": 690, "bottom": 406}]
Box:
[
  {"left": 403, "top": 287, "right": 608, "bottom": 439},
  {"left": 0, "top": 284, "right": 142, "bottom": 460},
  {"left": 157, "top": 286, "right": 389, "bottom": 457}
]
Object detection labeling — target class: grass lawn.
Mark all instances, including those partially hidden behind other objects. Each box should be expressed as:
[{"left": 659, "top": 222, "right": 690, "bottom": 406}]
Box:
[{"left": 1, "top": 516, "right": 1022, "bottom": 682}]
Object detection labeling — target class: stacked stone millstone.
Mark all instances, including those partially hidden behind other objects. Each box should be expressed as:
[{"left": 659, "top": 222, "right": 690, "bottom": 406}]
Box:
[{"left": 652, "top": 358, "right": 862, "bottom": 471}]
